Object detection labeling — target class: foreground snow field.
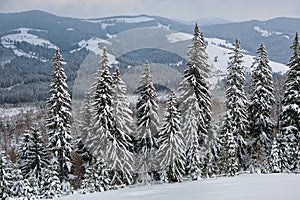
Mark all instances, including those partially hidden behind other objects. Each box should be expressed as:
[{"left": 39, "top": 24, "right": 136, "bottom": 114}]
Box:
[{"left": 57, "top": 174, "right": 300, "bottom": 200}]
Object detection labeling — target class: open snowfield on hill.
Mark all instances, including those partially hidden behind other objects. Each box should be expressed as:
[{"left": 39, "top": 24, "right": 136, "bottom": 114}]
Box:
[{"left": 57, "top": 174, "right": 300, "bottom": 200}]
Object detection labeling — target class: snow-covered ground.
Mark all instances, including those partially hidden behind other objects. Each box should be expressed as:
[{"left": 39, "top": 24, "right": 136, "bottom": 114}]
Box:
[
  {"left": 0, "top": 106, "right": 38, "bottom": 118},
  {"left": 56, "top": 174, "right": 300, "bottom": 200},
  {"left": 0, "top": 28, "right": 57, "bottom": 62},
  {"left": 70, "top": 37, "right": 118, "bottom": 64}
]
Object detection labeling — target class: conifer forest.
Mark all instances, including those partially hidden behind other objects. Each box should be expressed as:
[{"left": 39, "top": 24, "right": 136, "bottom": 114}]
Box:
[{"left": 0, "top": 24, "right": 299, "bottom": 199}]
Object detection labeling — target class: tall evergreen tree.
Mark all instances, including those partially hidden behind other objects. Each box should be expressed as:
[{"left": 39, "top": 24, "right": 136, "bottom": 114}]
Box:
[
  {"left": 135, "top": 62, "right": 160, "bottom": 183},
  {"left": 279, "top": 32, "right": 300, "bottom": 172},
  {"left": 87, "top": 48, "right": 115, "bottom": 160},
  {"left": 80, "top": 158, "right": 111, "bottom": 193},
  {"left": 248, "top": 43, "right": 275, "bottom": 173},
  {"left": 179, "top": 23, "right": 211, "bottom": 179},
  {"left": 156, "top": 91, "right": 185, "bottom": 183},
  {"left": 11, "top": 168, "right": 36, "bottom": 199},
  {"left": 268, "top": 136, "right": 281, "bottom": 173},
  {"left": 107, "top": 68, "right": 134, "bottom": 186},
  {"left": 18, "top": 125, "right": 49, "bottom": 187},
  {"left": 203, "top": 127, "right": 220, "bottom": 178},
  {"left": 76, "top": 90, "right": 93, "bottom": 164},
  {"left": 218, "top": 113, "right": 239, "bottom": 176},
  {"left": 0, "top": 151, "right": 11, "bottom": 200},
  {"left": 46, "top": 48, "right": 73, "bottom": 182},
  {"left": 224, "top": 39, "right": 248, "bottom": 170},
  {"left": 41, "top": 162, "right": 62, "bottom": 198}
]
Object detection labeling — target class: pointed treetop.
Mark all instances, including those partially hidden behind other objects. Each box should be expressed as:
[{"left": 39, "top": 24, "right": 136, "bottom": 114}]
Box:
[
  {"left": 115, "top": 67, "right": 121, "bottom": 77},
  {"left": 291, "top": 32, "right": 299, "bottom": 55},
  {"left": 235, "top": 38, "right": 241, "bottom": 49},
  {"left": 100, "top": 47, "right": 110, "bottom": 70},
  {"left": 52, "top": 48, "right": 64, "bottom": 68}
]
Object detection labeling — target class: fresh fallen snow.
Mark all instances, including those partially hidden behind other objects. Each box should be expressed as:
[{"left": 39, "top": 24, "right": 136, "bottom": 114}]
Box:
[{"left": 57, "top": 174, "right": 300, "bottom": 200}]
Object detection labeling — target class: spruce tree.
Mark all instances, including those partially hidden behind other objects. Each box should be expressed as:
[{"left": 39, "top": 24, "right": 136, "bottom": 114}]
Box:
[
  {"left": 18, "top": 125, "right": 49, "bottom": 187},
  {"left": 46, "top": 48, "right": 73, "bottom": 182},
  {"left": 269, "top": 137, "right": 281, "bottom": 173},
  {"left": 179, "top": 23, "right": 211, "bottom": 180},
  {"left": 218, "top": 113, "right": 239, "bottom": 176},
  {"left": 108, "top": 68, "right": 134, "bottom": 186},
  {"left": 87, "top": 48, "right": 115, "bottom": 160},
  {"left": 203, "top": 129, "right": 220, "bottom": 178},
  {"left": 248, "top": 43, "right": 275, "bottom": 173},
  {"left": 41, "top": 162, "right": 62, "bottom": 198},
  {"left": 225, "top": 39, "right": 248, "bottom": 170},
  {"left": 279, "top": 32, "right": 300, "bottom": 172},
  {"left": 135, "top": 62, "right": 160, "bottom": 183},
  {"left": 80, "top": 159, "right": 111, "bottom": 193},
  {"left": 11, "top": 169, "right": 35, "bottom": 199},
  {"left": 0, "top": 151, "right": 11, "bottom": 200},
  {"left": 156, "top": 91, "right": 185, "bottom": 183},
  {"left": 76, "top": 91, "right": 93, "bottom": 165},
  {"left": 182, "top": 95, "right": 202, "bottom": 180}
]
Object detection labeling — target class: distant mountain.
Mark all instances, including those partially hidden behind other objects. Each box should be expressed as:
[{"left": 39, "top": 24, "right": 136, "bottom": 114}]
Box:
[
  {"left": 0, "top": 10, "right": 298, "bottom": 104},
  {"left": 187, "top": 17, "right": 233, "bottom": 26},
  {"left": 202, "top": 17, "right": 300, "bottom": 63}
]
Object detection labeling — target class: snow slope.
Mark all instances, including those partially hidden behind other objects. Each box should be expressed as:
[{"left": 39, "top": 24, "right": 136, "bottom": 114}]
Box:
[
  {"left": 0, "top": 28, "right": 57, "bottom": 62},
  {"left": 57, "top": 174, "right": 300, "bottom": 200},
  {"left": 70, "top": 37, "right": 118, "bottom": 64}
]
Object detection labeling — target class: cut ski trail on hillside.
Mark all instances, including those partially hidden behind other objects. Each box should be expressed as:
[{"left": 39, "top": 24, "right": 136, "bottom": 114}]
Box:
[{"left": 57, "top": 174, "right": 300, "bottom": 200}]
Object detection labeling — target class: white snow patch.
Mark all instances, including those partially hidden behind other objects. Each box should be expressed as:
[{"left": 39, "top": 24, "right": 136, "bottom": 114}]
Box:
[
  {"left": 205, "top": 38, "right": 235, "bottom": 50},
  {"left": 157, "top": 22, "right": 170, "bottom": 30},
  {"left": 101, "top": 23, "right": 116, "bottom": 29},
  {"left": 283, "top": 35, "right": 290, "bottom": 40},
  {"left": 0, "top": 28, "right": 57, "bottom": 62},
  {"left": 67, "top": 28, "right": 74, "bottom": 31},
  {"left": 206, "top": 39, "right": 288, "bottom": 74},
  {"left": 70, "top": 37, "right": 117, "bottom": 64},
  {"left": 166, "top": 32, "right": 193, "bottom": 43},
  {"left": 56, "top": 174, "right": 300, "bottom": 200},
  {"left": 253, "top": 26, "right": 285, "bottom": 38},
  {"left": 205, "top": 37, "right": 288, "bottom": 88},
  {"left": 0, "top": 106, "right": 38, "bottom": 118},
  {"left": 254, "top": 26, "right": 272, "bottom": 37},
  {"left": 106, "top": 33, "right": 117, "bottom": 39}
]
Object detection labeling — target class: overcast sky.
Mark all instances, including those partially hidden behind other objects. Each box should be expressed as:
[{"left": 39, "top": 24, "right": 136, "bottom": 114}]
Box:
[{"left": 0, "top": 0, "right": 300, "bottom": 22}]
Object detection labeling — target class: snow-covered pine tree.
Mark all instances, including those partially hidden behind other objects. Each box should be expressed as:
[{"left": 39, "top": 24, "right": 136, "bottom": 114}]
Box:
[
  {"left": 202, "top": 127, "right": 220, "bottom": 178},
  {"left": 107, "top": 68, "right": 134, "bottom": 186},
  {"left": 248, "top": 43, "right": 275, "bottom": 173},
  {"left": 80, "top": 158, "right": 111, "bottom": 193},
  {"left": 87, "top": 47, "right": 115, "bottom": 160},
  {"left": 179, "top": 24, "right": 211, "bottom": 180},
  {"left": 41, "top": 162, "right": 62, "bottom": 198},
  {"left": 268, "top": 136, "right": 281, "bottom": 173},
  {"left": 279, "top": 32, "right": 300, "bottom": 173},
  {"left": 0, "top": 151, "right": 12, "bottom": 200},
  {"left": 46, "top": 48, "right": 73, "bottom": 182},
  {"left": 225, "top": 39, "right": 248, "bottom": 171},
  {"left": 156, "top": 91, "right": 185, "bottom": 183},
  {"left": 135, "top": 62, "right": 160, "bottom": 183},
  {"left": 218, "top": 113, "right": 239, "bottom": 176},
  {"left": 18, "top": 125, "right": 49, "bottom": 188},
  {"left": 181, "top": 94, "right": 202, "bottom": 180},
  {"left": 76, "top": 90, "right": 94, "bottom": 164},
  {"left": 11, "top": 168, "right": 35, "bottom": 199}
]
